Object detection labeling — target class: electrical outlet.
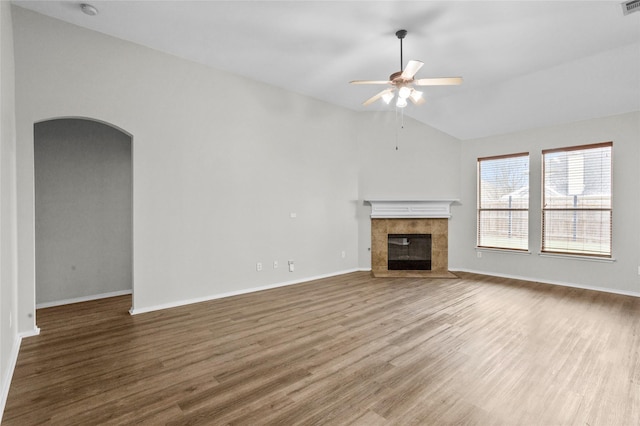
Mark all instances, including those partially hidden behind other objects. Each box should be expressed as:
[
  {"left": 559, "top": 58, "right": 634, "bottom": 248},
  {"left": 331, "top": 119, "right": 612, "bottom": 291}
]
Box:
[
  {"left": 9, "top": 312, "right": 12, "bottom": 328},
  {"left": 256, "top": 262, "right": 263, "bottom": 271},
  {"left": 477, "top": 251, "right": 482, "bottom": 258},
  {"left": 637, "top": 266, "right": 640, "bottom": 275},
  {"left": 341, "top": 250, "right": 346, "bottom": 259},
  {"left": 273, "top": 260, "right": 278, "bottom": 269},
  {"left": 288, "top": 260, "right": 295, "bottom": 272}
]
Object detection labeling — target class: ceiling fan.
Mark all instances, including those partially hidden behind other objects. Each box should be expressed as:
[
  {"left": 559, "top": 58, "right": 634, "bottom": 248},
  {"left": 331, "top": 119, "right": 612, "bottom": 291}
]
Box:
[{"left": 350, "top": 30, "right": 463, "bottom": 108}]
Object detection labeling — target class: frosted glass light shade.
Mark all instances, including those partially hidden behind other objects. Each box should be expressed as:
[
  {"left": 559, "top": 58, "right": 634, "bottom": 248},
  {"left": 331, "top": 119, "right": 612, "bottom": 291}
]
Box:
[
  {"left": 410, "top": 90, "right": 423, "bottom": 102},
  {"left": 398, "top": 86, "right": 411, "bottom": 99},
  {"left": 381, "top": 91, "right": 394, "bottom": 104}
]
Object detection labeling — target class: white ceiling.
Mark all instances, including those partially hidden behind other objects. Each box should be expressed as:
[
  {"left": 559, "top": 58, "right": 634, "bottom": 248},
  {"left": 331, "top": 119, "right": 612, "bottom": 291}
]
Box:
[{"left": 12, "top": 1, "right": 640, "bottom": 140}]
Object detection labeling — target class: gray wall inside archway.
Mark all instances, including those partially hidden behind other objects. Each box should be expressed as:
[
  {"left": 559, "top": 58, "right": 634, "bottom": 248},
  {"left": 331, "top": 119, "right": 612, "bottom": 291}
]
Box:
[{"left": 34, "top": 118, "right": 132, "bottom": 305}]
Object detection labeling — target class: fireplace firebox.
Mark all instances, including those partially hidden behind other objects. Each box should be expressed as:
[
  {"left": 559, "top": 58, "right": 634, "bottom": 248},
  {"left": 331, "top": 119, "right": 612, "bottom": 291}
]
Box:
[{"left": 387, "top": 234, "right": 431, "bottom": 270}]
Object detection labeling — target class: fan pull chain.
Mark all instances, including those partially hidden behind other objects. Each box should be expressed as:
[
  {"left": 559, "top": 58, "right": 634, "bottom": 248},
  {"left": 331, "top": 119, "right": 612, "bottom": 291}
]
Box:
[
  {"left": 395, "top": 108, "right": 399, "bottom": 150},
  {"left": 395, "top": 107, "right": 405, "bottom": 150}
]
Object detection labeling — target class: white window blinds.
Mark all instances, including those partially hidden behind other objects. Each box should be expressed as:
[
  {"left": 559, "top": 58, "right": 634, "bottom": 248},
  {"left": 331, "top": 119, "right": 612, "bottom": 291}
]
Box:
[
  {"left": 477, "top": 153, "right": 529, "bottom": 251},
  {"left": 542, "top": 142, "right": 612, "bottom": 257}
]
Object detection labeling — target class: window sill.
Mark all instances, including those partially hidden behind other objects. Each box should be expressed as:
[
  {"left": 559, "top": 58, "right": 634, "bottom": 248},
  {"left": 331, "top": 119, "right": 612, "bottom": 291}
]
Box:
[
  {"left": 475, "top": 247, "right": 531, "bottom": 256},
  {"left": 537, "top": 252, "right": 616, "bottom": 263}
]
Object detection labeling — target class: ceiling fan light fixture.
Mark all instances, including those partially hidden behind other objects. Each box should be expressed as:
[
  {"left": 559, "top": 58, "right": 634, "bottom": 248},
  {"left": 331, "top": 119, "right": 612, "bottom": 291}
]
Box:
[
  {"left": 381, "top": 91, "right": 394, "bottom": 104},
  {"left": 409, "top": 90, "right": 423, "bottom": 102},
  {"left": 349, "top": 29, "right": 462, "bottom": 108},
  {"left": 398, "top": 86, "right": 412, "bottom": 99}
]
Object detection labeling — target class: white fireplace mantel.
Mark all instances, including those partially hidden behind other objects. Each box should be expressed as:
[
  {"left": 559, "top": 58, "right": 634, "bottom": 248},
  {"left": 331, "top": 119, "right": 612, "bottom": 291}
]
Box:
[{"left": 365, "top": 199, "right": 458, "bottom": 219}]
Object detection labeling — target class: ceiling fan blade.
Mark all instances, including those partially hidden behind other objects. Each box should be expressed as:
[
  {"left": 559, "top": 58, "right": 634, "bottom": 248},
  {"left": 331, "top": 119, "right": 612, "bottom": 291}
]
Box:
[
  {"left": 401, "top": 60, "right": 424, "bottom": 80},
  {"left": 414, "top": 77, "right": 463, "bottom": 86},
  {"left": 363, "top": 89, "right": 393, "bottom": 106},
  {"left": 350, "top": 80, "right": 391, "bottom": 85}
]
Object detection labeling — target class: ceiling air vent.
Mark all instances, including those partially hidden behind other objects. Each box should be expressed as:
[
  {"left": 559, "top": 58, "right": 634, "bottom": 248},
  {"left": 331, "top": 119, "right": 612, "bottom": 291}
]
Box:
[{"left": 622, "top": 0, "right": 640, "bottom": 15}]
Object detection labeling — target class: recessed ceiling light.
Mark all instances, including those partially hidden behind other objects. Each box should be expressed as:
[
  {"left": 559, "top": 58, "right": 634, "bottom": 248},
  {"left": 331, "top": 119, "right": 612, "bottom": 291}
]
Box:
[{"left": 80, "top": 3, "right": 99, "bottom": 16}]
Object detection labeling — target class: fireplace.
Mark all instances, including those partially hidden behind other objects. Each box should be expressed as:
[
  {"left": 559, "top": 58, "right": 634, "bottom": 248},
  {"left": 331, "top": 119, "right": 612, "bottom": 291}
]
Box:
[
  {"left": 366, "top": 200, "right": 457, "bottom": 278},
  {"left": 388, "top": 234, "right": 431, "bottom": 270}
]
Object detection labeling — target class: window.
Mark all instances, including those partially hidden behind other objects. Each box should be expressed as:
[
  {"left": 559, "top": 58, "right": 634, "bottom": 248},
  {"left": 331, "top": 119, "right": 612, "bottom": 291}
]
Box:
[
  {"left": 477, "top": 153, "right": 529, "bottom": 250},
  {"left": 542, "top": 142, "right": 612, "bottom": 257}
]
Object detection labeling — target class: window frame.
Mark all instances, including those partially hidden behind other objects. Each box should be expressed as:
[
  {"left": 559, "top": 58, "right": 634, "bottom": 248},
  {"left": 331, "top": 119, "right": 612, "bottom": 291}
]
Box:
[
  {"left": 541, "top": 141, "right": 613, "bottom": 258},
  {"left": 477, "top": 152, "right": 530, "bottom": 252}
]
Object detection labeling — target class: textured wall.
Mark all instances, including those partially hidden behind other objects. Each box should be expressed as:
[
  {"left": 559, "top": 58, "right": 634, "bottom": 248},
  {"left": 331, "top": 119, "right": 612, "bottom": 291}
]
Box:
[
  {"left": 0, "top": 0, "right": 18, "bottom": 418},
  {"left": 13, "top": 7, "right": 359, "bottom": 315},
  {"left": 356, "top": 112, "right": 462, "bottom": 269},
  {"left": 451, "top": 112, "right": 640, "bottom": 296}
]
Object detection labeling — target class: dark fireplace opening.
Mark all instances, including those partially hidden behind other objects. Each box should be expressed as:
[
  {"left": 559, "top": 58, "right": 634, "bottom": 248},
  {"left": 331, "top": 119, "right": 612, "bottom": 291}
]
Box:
[{"left": 388, "top": 234, "right": 432, "bottom": 270}]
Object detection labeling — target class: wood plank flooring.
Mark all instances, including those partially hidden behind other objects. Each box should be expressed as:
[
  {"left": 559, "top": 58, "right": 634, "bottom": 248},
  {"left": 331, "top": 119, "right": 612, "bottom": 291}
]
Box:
[{"left": 3, "top": 272, "right": 639, "bottom": 425}]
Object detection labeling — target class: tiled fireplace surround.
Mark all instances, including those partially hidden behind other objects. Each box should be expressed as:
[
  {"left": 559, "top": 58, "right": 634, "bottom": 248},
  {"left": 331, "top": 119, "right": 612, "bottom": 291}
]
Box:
[{"left": 367, "top": 200, "right": 457, "bottom": 278}]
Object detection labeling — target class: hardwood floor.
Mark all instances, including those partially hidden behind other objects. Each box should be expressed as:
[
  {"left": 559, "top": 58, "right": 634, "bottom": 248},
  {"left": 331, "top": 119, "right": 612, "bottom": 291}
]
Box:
[{"left": 4, "top": 272, "right": 639, "bottom": 425}]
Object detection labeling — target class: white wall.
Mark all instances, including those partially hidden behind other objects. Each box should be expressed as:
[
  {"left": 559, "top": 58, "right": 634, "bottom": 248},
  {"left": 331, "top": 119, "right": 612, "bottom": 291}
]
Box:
[
  {"left": 13, "top": 7, "right": 360, "bottom": 315},
  {"left": 450, "top": 112, "right": 640, "bottom": 296},
  {"left": 0, "top": 0, "right": 20, "bottom": 419},
  {"left": 356, "top": 111, "right": 462, "bottom": 268}
]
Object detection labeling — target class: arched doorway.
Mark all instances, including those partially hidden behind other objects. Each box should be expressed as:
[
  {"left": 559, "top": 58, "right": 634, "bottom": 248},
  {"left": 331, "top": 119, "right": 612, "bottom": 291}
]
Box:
[{"left": 34, "top": 118, "right": 132, "bottom": 308}]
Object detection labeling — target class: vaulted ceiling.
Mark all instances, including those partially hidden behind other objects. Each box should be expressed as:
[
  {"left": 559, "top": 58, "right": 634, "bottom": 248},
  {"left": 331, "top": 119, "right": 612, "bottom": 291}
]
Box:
[{"left": 12, "top": 1, "right": 640, "bottom": 140}]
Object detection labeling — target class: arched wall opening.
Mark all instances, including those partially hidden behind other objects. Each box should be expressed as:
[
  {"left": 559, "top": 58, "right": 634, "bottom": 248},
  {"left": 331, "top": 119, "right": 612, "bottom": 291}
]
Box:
[{"left": 33, "top": 117, "right": 133, "bottom": 312}]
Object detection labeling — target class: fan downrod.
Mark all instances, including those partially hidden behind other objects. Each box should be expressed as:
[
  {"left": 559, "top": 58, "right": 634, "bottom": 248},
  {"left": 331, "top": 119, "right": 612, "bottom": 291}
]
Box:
[{"left": 395, "top": 30, "right": 408, "bottom": 70}]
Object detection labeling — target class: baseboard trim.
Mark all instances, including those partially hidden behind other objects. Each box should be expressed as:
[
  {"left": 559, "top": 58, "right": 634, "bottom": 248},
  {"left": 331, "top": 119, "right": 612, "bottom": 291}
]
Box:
[
  {"left": 0, "top": 325, "right": 39, "bottom": 422},
  {"left": 18, "top": 327, "right": 40, "bottom": 339},
  {"left": 130, "top": 269, "right": 361, "bottom": 315},
  {"left": 449, "top": 267, "right": 640, "bottom": 298},
  {"left": 0, "top": 335, "right": 22, "bottom": 424},
  {"left": 36, "top": 290, "right": 133, "bottom": 309}
]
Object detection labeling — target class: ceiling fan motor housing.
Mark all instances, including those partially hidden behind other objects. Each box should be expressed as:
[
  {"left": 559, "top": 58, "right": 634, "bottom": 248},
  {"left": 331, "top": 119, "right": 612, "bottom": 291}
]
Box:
[{"left": 389, "top": 71, "right": 401, "bottom": 80}]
